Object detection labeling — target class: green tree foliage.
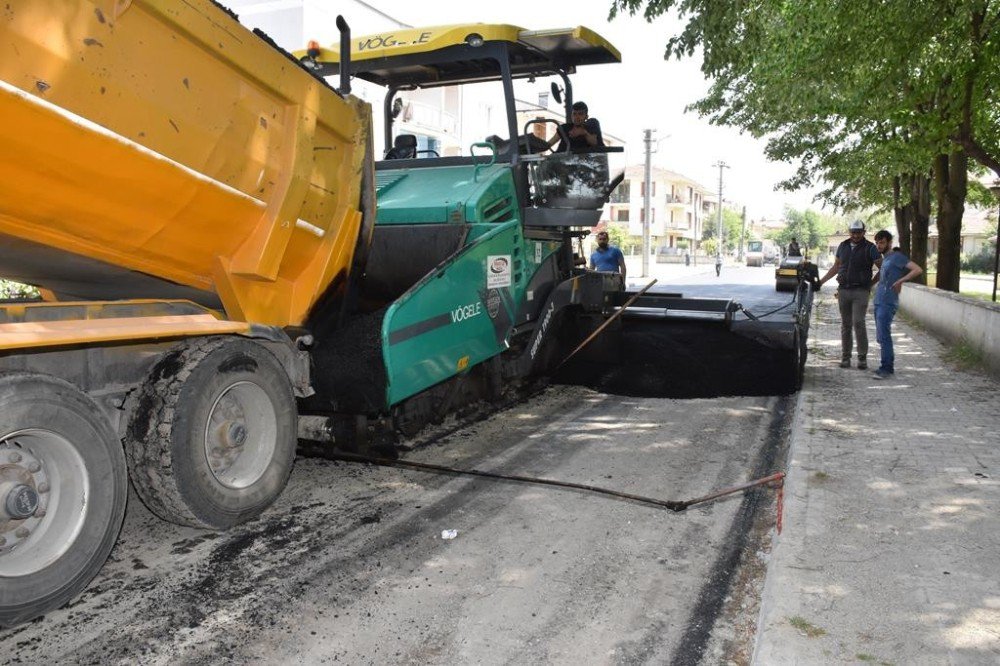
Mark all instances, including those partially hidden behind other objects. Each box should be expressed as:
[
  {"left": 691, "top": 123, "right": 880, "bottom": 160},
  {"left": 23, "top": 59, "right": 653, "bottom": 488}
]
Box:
[
  {"left": 769, "top": 207, "right": 837, "bottom": 254},
  {"left": 701, "top": 207, "right": 745, "bottom": 252},
  {"left": 610, "top": 0, "right": 1000, "bottom": 291},
  {"left": 604, "top": 223, "right": 642, "bottom": 254},
  {"left": 700, "top": 237, "right": 718, "bottom": 257},
  {"left": 0, "top": 280, "right": 39, "bottom": 300}
]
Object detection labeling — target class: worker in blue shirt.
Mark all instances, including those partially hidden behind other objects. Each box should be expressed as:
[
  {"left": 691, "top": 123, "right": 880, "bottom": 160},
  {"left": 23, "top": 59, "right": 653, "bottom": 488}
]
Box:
[
  {"left": 589, "top": 230, "right": 626, "bottom": 278},
  {"left": 871, "top": 229, "right": 923, "bottom": 379}
]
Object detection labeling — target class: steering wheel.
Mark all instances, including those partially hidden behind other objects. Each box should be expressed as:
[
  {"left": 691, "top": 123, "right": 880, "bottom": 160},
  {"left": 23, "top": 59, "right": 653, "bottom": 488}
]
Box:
[{"left": 522, "top": 119, "right": 571, "bottom": 154}]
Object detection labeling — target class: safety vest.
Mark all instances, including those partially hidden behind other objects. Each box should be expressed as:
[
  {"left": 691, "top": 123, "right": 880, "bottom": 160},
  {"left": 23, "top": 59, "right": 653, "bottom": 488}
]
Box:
[{"left": 836, "top": 239, "right": 876, "bottom": 288}]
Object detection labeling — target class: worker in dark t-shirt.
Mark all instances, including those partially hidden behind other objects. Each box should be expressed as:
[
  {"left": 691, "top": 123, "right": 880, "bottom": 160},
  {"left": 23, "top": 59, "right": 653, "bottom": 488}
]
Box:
[{"left": 548, "top": 101, "right": 603, "bottom": 152}]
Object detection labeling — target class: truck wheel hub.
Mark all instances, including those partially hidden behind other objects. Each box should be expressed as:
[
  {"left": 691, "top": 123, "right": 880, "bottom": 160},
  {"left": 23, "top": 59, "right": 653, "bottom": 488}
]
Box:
[
  {"left": 4, "top": 484, "right": 39, "bottom": 520},
  {"left": 204, "top": 382, "right": 277, "bottom": 489},
  {"left": 1, "top": 439, "right": 54, "bottom": 556},
  {"left": 228, "top": 424, "right": 248, "bottom": 447}
]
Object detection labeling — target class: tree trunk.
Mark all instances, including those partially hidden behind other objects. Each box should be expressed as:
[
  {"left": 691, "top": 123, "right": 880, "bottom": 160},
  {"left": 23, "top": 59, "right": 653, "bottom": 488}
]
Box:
[
  {"left": 893, "top": 174, "right": 911, "bottom": 256},
  {"left": 910, "top": 172, "right": 930, "bottom": 285},
  {"left": 933, "top": 151, "right": 968, "bottom": 292}
]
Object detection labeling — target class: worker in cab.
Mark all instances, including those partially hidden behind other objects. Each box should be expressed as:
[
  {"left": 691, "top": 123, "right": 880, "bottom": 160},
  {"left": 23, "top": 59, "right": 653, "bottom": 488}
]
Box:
[
  {"left": 589, "top": 231, "right": 626, "bottom": 279},
  {"left": 549, "top": 101, "right": 604, "bottom": 151}
]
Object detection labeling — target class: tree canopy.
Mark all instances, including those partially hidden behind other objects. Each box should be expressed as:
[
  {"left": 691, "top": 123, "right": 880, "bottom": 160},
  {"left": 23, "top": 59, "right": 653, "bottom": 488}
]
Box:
[
  {"left": 609, "top": 0, "right": 1000, "bottom": 207},
  {"left": 701, "top": 207, "right": 746, "bottom": 252},
  {"left": 767, "top": 208, "right": 839, "bottom": 254}
]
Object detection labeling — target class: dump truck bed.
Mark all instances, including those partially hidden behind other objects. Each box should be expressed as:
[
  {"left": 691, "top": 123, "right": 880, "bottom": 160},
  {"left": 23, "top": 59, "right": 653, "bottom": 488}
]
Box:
[{"left": 0, "top": 0, "right": 373, "bottom": 327}]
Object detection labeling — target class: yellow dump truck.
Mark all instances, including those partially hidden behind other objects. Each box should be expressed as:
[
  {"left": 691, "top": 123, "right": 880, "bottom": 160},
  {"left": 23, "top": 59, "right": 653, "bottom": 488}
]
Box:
[{"left": 0, "top": 0, "right": 373, "bottom": 626}]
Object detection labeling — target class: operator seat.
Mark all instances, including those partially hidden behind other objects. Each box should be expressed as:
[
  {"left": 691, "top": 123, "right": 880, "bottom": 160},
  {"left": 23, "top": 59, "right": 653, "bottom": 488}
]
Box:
[{"left": 385, "top": 134, "right": 418, "bottom": 160}]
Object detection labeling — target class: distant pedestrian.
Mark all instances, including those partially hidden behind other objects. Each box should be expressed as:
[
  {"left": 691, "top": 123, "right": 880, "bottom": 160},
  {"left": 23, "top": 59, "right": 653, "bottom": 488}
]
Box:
[
  {"left": 589, "top": 231, "right": 626, "bottom": 278},
  {"left": 787, "top": 238, "right": 802, "bottom": 257},
  {"left": 871, "top": 230, "right": 923, "bottom": 379},
  {"left": 818, "top": 220, "right": 880, "bottom": 369}
]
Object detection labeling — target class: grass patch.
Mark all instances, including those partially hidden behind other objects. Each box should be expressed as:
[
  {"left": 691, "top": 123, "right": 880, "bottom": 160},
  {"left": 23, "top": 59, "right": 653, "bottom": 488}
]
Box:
[
  {"left": 787, "top": 615, "right": 827, "bottom": 638},
  {"left": 812, "top": 471, "right": 830, "bottom": 482},
  {"left": 855, "top": 655, "right": 894, "bottom": 666},
  {"left": 896, "top": 311, "right": 925, "bottom": 330},
  {"left": 959, "top": 291, "right": 997, "bottom": 303},
  {"left": 942, "top": 339, "right": 985, "bottom": 371},
  {"left": 809, "top": 344, "right": 829, "bottom": 358}
]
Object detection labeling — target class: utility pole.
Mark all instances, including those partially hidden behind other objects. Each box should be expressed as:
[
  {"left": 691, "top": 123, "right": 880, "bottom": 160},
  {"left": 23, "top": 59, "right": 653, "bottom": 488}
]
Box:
[
  {"left": 642, "top": 129, "right": 654, "bottom": 278},
  {"left": 739, "top": 205, "right": 747, "bottom": 262},
  {"left": 712, "top": 161, "right": 729, "bottom": 276}
]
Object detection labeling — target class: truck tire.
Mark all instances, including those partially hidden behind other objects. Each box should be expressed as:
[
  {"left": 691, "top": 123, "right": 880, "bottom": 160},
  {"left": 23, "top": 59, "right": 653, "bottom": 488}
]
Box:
[
  {"left": 124, "top": 337, "right": 297, "bottom": 530},
  {"left": 0, "top": 373, "right": 127, "bottom": 629}
]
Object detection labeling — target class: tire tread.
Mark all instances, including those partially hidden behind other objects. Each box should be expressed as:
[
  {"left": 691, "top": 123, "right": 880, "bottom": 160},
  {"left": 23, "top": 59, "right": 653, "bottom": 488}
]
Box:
[{"left": 124, "top": 337, "right": 234, "bottom": 529}]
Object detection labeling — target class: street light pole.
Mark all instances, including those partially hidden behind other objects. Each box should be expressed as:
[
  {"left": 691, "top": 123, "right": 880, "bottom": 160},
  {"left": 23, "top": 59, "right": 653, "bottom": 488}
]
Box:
[
  {"left": 990, "top": 180, "right": 1000, "bottom": 302},
  {"left": 739, "top": 205, "right": 747, "bottom": 262},
  {"left": 712, "top": 161, "right": 729, "bottom": 276},
  {"left": 642, "top": 129, "right": 654, "bottom": 278}
]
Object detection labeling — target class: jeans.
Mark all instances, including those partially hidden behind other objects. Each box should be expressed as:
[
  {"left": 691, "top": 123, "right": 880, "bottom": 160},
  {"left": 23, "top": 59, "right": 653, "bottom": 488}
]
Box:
[
  {"left": 838, "top": 287, "right": 871, "bottom": 362},
  {"left": 873, "top": 302, "right": 898, "bottom": 373}
]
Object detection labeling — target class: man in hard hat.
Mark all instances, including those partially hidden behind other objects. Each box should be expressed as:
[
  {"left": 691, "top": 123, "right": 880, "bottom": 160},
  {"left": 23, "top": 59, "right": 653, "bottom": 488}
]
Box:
[{"left": 818, "top": 220, "right": 881, "bottom": 369}]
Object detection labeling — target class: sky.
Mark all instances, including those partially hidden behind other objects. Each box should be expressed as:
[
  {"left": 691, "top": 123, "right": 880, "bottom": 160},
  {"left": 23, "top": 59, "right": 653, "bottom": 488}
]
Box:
[{"left": 355, "top": 0, "right": 825, "bottom": 221}]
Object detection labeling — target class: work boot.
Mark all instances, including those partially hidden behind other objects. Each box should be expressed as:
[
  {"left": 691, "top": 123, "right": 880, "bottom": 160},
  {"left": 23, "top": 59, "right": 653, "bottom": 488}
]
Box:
[
  {"left": 839, "top": 359, "right": 851, "bottom": 368},
  {"left": 857, "top": 358, "right": 868, "bottom": 370}
]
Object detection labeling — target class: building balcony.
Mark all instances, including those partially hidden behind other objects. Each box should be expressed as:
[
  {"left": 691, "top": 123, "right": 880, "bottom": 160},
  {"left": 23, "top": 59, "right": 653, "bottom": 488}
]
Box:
[
  {"left": 665, "top": 194, "right": 692, "bottom": 209},
  {"left": 402, "top": 100, "right": 459, "bottom": 135}
]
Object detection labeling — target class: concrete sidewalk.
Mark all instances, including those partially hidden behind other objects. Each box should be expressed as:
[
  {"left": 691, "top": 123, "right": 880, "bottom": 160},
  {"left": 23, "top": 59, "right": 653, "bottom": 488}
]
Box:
[{"left": 754, "top": 291, "right": 1000, "bottom": 664}]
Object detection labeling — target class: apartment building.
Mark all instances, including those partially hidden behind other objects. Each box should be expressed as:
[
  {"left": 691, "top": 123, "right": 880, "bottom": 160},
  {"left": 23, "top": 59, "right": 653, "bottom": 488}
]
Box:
[{"left": 604, "top": 166, "right": 715, "bottom": 252}]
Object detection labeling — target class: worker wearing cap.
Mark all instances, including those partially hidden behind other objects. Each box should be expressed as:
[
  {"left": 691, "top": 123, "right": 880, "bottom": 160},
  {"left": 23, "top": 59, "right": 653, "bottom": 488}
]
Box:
[{"left": 818, "top": 220, "right": 881, "bottom": 369}]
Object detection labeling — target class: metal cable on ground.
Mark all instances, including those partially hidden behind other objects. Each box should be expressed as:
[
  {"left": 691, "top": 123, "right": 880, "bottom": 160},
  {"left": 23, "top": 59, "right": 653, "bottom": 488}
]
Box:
[
  {"left": 738, "top": 297, "right": 796, "bottom": 321},
  {"left": 326, "top": 450, "right": 784, "bottom": 513},
  {"left": 740, "top": 273, "right": 816, "bottom": 321}
]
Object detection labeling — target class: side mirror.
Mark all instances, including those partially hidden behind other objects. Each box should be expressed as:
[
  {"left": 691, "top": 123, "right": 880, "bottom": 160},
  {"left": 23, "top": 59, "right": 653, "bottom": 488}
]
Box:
[
  {"left": 550, "top": 82, "right": 563, "bottom": 105},
  {"left": 391, "top": 98, "right": 404, "bottom": 119}
]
